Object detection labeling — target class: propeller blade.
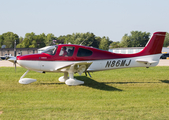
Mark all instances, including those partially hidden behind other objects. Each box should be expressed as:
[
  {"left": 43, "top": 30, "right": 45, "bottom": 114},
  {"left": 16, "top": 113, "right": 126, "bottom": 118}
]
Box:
[
  {"left": 14, "top": 40, "right": 17, "bottom": 72},
  {"left": 14, "top": 40, "right": 16, "bottom": 57},
  {"left": 8, "top": 57, "right": 17, "bottom": 72},
  {"left": 15, "top": 60, "right": 16, "bottom": 73}
]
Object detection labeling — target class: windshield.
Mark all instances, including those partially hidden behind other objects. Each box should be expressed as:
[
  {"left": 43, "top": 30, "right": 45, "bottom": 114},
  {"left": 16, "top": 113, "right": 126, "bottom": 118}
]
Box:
[{"left": 42, "top": 46, "right": 58, "bottom": 55}]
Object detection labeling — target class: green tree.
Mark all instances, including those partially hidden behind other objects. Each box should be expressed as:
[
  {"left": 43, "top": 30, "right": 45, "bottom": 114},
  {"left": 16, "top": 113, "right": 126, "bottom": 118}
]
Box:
[
  {"left": 25, "top": 32, "right": 35, "bottom": 40},
  {"left": 91, "top": 36, "right": 101, "bottom": 48},
  {"left": 57, "top": 35, "right": 66, "bottom": 44},
  {"left": 130, "top": 31, "right": 150, "bottom": 47},
  {"left": 16, "top": 43, "right": 24, "bottom": 48},
  {"left": 70, "top": 33, "right": 84, "bottom": 45},
  {"left": 22, "top": 38, "right": 30, "bottom": 48},
  {"left": 2, "top": 32, "right": 19, "bottom": 48},
  {"left": 18, "top": 32, "right": 36, "bottom": 48},
  {"left": 3, "top": 31, "right": 112, "bottom": 49},
  {"left": 19, "top": 37, "right": 24, "bottom": 43},
  {"left": 120, "top": 31, "right": 150, "bottom": 47},
  {"left": 84, "top": 32, "right": 95, "bottom": 47},
  {"left": 29, "top": 40, "right": 37, "bottom": 48},
  {"left": 56, "top": 32, "right": 110, "bottom": 48},
  {"left": 99, "top": 37, "right": 110, "bottom": 50},
  {"left": 32, "top": 34, "right": 46, "bottom": 48},
  {"left": 65, "top": 32, "right": 96, "bottom": 47},
  {"left": 45, "top": 33, "right": 56, "bottom": 46},
  {"left": 120, "top": 34, "right": 131, "bottom": 47},
  {"left": 163, "top": 32, "right": 169, "bottom": 47},
  {"left": 0, "top": 35, "right": 4, "bottom": 48},
  {"left": 17, "top": 32, "right": 46, "bottom": 48},
  {"left": 110, "top": 41, "right": 121, "bottom": 48},
  {"left": 64, "top": 35, "right": 72, "bottom": 44}
]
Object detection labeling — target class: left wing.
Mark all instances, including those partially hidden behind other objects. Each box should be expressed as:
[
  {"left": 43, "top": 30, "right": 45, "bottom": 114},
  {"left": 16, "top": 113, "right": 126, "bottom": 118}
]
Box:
[{"left": 55, "top": 62, "right": 93, "bottom": 75}]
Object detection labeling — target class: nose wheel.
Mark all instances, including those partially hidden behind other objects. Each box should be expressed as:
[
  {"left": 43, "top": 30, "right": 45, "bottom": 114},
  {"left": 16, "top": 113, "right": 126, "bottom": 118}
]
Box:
[{"left": 19, "top": 70, "right": 37, "bottom": 84}]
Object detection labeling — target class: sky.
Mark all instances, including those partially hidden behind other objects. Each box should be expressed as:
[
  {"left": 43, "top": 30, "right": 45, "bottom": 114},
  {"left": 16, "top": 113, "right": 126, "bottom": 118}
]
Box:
[{"left": 0, "top": 0, "right": 169, "bottom": 42}]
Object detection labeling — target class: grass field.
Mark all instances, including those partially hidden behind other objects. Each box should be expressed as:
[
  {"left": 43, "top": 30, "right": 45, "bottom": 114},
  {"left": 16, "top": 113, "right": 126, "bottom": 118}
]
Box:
[{"left": 1, "top": 67, "right": 169, "bottom": 120}]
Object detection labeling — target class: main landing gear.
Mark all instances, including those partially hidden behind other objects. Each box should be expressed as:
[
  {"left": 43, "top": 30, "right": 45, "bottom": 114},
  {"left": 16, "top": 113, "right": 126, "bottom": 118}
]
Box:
[
  {"left": 59, "top": 64, "right": 84, "bottom": 86},
  {"left": 18, "top": 64, "right": 86, "bottom": 85}
]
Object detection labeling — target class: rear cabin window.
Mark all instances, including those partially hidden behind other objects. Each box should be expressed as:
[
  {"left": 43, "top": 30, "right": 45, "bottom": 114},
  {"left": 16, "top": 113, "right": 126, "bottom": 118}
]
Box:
[{"left": 77, "top": 48, "right": 93, "bottom": 57}]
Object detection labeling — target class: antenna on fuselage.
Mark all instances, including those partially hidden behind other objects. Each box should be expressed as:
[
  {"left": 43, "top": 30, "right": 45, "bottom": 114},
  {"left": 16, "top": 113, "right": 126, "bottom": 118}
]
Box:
[{"left": 80, "top": 37, "right": 88, "bottom": 45}]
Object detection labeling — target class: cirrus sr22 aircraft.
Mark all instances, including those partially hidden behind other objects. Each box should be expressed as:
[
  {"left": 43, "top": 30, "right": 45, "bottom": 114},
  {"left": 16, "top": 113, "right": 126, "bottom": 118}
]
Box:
[{"left": 8, "top": 32, "right": 166, "bottom": 86}]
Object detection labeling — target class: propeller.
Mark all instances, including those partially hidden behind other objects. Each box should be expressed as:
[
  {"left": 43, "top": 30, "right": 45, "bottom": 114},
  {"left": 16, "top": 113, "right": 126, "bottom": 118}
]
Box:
[
  {"left": 14, "top": 40, "right": 17, "bottom": 72},
  {"left": 7, "top": 40, "right": 18, "bottom": 72}
]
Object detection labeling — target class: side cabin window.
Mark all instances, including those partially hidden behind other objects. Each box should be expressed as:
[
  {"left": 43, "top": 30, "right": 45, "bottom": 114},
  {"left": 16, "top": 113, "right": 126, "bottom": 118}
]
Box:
[
  {"left": 59, "top": 47, "right": 75, "bottom": 57},
  {"left": 77, "top": 48, "right": 92, "bottom": 57}
]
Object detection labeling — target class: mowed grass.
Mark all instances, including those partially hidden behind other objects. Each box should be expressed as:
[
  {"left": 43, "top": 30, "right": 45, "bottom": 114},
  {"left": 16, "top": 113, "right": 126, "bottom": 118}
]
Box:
[{"left": 1, "top": 67, "right": 169, "bottom": 120}]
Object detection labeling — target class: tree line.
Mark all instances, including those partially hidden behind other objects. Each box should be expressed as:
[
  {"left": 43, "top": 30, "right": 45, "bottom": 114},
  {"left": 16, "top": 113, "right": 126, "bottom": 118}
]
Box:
[
  {"left": 110, "top": 31, "right": 169, "bottom": 48},
  {"left": 0, "top": 32, "right": 111, "bottom": 50},
  {"left": 0, "top": 31, "right": 169, "bottom": 50}
]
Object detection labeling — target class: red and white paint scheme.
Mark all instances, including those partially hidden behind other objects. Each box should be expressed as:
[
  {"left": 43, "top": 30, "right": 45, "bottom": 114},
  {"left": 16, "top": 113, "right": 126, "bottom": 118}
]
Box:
[{"left": 8, "top": 32, "right": 166, "bottom": 85}]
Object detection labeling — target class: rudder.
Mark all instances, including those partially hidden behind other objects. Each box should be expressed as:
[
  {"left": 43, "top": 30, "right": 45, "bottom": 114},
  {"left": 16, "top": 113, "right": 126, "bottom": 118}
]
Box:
[{"left": 140, "top": 32, "right": 166, "bottom": 55}]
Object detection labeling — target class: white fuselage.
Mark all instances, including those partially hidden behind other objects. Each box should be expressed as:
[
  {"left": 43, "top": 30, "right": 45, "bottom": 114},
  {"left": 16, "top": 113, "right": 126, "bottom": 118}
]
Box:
[{"left": 17, "top": 54, "right": 161, "bottom": 73}]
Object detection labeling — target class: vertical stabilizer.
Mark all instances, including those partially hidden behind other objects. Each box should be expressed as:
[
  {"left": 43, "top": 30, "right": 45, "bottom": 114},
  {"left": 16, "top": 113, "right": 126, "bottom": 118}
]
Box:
[{"left": 140, "top": 32, "right": 166, "bottom": 55}]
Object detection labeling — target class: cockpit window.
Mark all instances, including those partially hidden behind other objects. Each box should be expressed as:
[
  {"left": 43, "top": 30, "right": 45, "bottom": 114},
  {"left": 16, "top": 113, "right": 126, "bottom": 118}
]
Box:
[
  {"left": 43, "top": 46, "right": 58, "bottom": 55},
  {"left": 59, "top": 47, "right": 75, "bottom": 56},
  {"left": 77, "top": 48, "right": 92, "bottom": 57}
]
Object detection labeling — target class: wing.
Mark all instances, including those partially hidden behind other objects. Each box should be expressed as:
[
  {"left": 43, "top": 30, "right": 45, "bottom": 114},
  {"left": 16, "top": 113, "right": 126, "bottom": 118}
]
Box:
[{"left": 55, "top": 62, "right": 92, "bottom": 75}]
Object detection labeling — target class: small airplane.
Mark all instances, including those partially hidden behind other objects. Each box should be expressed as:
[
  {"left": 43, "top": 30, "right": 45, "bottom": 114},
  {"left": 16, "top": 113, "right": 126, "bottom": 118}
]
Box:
[
  {"left": 8, "top": 32, "right": 166, "bottom": 86},
  {"left": 0, "top": 54, "right": 13, "bottom": 60}
]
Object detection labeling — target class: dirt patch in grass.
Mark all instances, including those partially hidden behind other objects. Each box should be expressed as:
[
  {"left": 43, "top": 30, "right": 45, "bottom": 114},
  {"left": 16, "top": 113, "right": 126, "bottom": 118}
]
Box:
[{"left": 0, "top": 111, "right": 3, "bottom": 115}]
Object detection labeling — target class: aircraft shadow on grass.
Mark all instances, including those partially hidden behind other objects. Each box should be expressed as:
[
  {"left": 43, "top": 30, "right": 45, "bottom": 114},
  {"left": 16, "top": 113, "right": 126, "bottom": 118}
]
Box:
[
  {"left": 40, "top": 78, "right": 169, "bottom": 91},
  {"left": 160, "top": 80, "right": 169, "bottom": 84},
  {"left": 102, "top": 81, "right": 161, "bottom": 84},
  {"left": 41, "top": 76, "right": 122, "bottom": 91},
  {"left": 75, "top": 76, "right": 122, "bottom": 91}
]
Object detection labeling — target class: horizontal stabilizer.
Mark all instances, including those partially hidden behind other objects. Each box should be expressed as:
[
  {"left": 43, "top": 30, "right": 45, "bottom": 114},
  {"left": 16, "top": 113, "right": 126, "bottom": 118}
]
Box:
[{"left": 136, "top": 59, "right": 158, "bottom": 64}]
